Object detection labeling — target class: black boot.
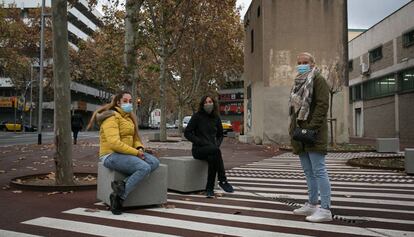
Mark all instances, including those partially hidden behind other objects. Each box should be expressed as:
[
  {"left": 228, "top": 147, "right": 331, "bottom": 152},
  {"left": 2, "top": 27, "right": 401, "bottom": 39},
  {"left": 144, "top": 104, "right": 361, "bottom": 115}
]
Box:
[
  {"left": 109, "top": 192, "right": 123, "bottom": 215},
  {"left": 111, "top": 180, "right": 125, "bottom": 196}
]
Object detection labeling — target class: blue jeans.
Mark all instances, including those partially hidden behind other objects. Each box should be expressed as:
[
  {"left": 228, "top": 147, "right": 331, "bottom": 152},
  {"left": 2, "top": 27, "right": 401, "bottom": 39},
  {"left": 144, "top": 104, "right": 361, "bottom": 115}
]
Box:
[
  {"left": 103, "top": 152, "right": 160, "bottom": 200},
  {"left": 299, "top": 152, "right": 331, "bottom": 209}
]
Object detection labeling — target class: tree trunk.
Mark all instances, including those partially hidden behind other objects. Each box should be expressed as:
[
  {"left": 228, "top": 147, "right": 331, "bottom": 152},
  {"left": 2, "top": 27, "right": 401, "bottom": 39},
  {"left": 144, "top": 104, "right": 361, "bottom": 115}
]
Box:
[
  {"left": 159, "top": 55, "right": 167, "bottom": 141},
  {"left": 124, "top": 0, "right": 138, "bottom": 108},
  {"left": 329, "top": 92, "right": 335, "bottom": 147},
  {"left": 178, "top": 103, "right": 183, "bottom": 135},
  {"left": 51, "top": 0, "right": 74, "bottom": 185}
]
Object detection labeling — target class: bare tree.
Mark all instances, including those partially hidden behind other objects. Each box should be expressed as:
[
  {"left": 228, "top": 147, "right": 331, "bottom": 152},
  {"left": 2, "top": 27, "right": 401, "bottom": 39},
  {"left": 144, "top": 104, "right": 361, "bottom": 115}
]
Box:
[
  {"left": 325, "top": 61, "right": 343, "bottom": 147},
  {"left": 142, "top": 0, "right": 192, "bottom": 141},
  {"left": 124, "top": 0, "right": 145, "bottom": 112}
]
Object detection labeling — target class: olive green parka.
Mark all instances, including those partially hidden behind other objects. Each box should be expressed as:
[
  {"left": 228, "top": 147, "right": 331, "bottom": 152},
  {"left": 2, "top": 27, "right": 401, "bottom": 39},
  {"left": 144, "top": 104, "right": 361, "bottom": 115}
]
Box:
[{"left": 289, "top": 73, "right": 330, "bottom": 155}]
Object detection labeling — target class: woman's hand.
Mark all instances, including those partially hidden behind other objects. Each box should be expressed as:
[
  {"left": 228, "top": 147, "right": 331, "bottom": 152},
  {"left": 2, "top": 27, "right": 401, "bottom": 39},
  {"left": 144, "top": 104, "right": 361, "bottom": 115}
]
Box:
[{"left": 137, "top": 148, "right": 145, "bottom": 160}]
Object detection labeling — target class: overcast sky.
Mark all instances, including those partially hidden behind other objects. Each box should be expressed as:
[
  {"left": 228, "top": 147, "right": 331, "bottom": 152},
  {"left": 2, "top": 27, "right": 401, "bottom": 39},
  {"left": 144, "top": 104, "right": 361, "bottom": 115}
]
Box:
[{"left": 236, "top": 0, "right": 412, "bottom": 29}]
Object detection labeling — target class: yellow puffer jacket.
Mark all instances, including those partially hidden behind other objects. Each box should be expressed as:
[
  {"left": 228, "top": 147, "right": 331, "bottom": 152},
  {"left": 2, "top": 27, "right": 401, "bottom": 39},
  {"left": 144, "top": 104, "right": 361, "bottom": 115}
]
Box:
[{"left": 99, "top": 107, "right": 144, "bottom": 157}]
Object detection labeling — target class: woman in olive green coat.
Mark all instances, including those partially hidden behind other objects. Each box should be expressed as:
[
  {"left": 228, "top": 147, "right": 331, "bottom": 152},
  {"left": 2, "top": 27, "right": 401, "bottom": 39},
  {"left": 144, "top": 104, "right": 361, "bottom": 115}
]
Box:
[{"left": 288, "top": 52, "right": 332, "bottom": 222}]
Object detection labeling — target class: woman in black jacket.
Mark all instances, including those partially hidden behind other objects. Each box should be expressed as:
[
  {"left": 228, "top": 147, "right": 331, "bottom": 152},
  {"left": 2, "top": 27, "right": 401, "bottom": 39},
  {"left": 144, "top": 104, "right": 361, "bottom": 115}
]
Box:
[{"left": 184, "top": 95, "right": 234, "bottom": 198}]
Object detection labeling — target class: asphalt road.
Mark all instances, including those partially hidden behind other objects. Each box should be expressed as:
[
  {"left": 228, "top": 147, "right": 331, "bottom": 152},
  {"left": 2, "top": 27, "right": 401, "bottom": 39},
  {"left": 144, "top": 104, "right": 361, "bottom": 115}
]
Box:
[{"left": 0, "top": 129, "right": 166, "bottom": 147}]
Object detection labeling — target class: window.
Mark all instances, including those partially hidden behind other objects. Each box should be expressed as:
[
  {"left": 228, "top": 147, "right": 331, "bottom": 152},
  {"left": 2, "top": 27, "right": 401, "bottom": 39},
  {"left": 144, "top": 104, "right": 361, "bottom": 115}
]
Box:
[
  {"left": 349, "top": 84, "right": 362, "bottom": 102},
  {"left": 257, "top": 6, "right": 261, "bottom": 17},
  {"left": 403, "top": 29, "right": 414, "bottom": 48},
  {"left": 400, "top": 68, "right": 414, "bottom": 92},
  {"left": 369, "top": 46, "right": 382, "bottom": 63},
  {"left": 247, "top": 85, "right": 251, "bottom": 99},
  {"left": 363, "top": 75, "right": 396, "bottom": 99},
  {"left": 348, "top": 60, "right": 353, "bottom": 71},
  {"left": 250, "top": 29, "right": 254, "bottom": 53}
]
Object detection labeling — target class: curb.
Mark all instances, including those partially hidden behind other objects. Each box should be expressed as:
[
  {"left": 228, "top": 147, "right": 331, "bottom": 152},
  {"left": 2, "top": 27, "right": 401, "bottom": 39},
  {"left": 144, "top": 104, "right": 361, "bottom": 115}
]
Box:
[{"left": 9, "top": 172, "right": 97, "bottom": 191}]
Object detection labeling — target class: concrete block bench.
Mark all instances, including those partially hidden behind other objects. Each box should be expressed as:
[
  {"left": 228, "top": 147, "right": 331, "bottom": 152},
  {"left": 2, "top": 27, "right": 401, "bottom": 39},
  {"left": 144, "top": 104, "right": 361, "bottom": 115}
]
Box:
[
  {"left": 159, "top": 156, "right": 212, "bottom": 193},
  {"left": 227, "top": 132, "right": 237, "bottom": 138},
  {"left": 376, "top": 138, "right": 400, "bottom": 153},
  {"left": 405, "top": 148, "right": 414, "bottom": 175},
  {"left": 97, "top": 162, "right": 168, "bottom": 207},
  {"left": 239, "top": 135, "right": 253, "bottom": 143},
  {"left": 148, "top": 133, "right": 160, "bottom": 141}
]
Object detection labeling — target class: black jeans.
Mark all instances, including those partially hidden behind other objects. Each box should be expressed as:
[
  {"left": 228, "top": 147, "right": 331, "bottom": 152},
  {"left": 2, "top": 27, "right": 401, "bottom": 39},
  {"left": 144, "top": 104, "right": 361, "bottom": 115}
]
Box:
[
  {"left": 72, "top": 129, "right": 80, "bottom": 143},
  {"left": 192, "top": 144, "right": 227, "bottom": 190}
]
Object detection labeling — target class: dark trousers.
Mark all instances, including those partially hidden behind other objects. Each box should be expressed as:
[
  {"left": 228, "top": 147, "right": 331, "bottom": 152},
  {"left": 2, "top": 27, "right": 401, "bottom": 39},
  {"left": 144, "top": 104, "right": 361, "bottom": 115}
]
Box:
[
  {"left": 72, "top": 129, "right": 80, "bottom": 144},
  {"left": 192, "top": 145, "right": 227, "bottom": 190}
]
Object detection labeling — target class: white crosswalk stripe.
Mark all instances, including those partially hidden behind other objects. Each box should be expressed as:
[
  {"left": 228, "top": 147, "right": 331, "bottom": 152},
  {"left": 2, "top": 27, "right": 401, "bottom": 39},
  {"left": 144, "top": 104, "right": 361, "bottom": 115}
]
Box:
[
  {"left": 17, "top": 152, "right": 414, "bottom": 237},
  {"left": 22, "top": 217, "right": 179, "bottom": 237},
  {"left": 0, "top": 229, "right": 42, "bottom": 237}
]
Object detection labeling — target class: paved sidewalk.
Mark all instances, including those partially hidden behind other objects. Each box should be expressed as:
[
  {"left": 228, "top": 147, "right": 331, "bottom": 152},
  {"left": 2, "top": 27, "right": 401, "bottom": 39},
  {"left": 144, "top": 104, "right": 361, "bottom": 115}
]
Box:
[{"left": 1, "top": 136, "right": 413, "bottom": 236}]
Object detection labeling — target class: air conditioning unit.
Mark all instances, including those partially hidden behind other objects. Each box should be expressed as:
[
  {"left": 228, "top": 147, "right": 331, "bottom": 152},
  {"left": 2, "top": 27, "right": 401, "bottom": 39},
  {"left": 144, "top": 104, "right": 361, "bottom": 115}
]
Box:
[{"left": 361, "top": 63, "right": 370, "bottom": 75}]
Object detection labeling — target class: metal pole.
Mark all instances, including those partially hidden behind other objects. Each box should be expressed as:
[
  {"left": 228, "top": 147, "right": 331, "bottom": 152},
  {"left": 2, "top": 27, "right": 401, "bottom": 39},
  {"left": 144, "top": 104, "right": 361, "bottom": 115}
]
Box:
[
  {"left": 38, "top": 0, "right": 46, "bottom": 145},
  {"left": 29, "top": 67, "right": 33, "bottom": 128}
]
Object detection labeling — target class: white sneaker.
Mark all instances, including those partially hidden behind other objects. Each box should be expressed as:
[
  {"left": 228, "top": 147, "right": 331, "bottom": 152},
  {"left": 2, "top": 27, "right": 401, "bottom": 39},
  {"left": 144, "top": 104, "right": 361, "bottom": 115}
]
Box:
[
  {"left": 293, "top": 203, "right": 318, "bottom": 216},
  {"left": 306, "top": 208, "right": 333, "bottom": 222}
]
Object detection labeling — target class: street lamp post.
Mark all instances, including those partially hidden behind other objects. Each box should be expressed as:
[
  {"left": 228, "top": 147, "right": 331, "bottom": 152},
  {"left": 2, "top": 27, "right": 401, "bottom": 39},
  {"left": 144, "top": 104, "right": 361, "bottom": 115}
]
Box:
[
  {"left": 29, "top": 66, "right": 33, "bottom": 128},
  {"left": 37, "top": 0, "right": 46, "bottom": 145}
]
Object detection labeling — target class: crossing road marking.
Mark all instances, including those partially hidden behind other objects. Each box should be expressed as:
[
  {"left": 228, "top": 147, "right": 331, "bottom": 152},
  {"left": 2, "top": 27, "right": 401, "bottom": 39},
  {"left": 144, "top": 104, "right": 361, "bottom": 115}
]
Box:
[{"left": 22, "top": 217, "right": 179, "bottom": 237}]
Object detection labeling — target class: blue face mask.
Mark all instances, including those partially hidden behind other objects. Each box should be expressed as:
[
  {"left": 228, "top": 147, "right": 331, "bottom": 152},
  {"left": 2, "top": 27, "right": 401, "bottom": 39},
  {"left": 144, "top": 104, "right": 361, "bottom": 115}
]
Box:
[
  {"left": 296, "top": 64, "right": 311, "bottom": 74},
  {"left": 121, "top": 103, "right": 133, "bottom": 113}
]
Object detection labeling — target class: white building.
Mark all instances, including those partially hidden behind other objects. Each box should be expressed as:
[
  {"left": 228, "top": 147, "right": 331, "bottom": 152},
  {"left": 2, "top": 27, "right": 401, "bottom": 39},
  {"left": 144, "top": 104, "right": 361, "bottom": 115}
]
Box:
[
  {"left": 348, "top": 1, "right": 414, "bottom": 143},
  {"left": 1, "top": 0, "right": 102, "bottom": 50},
  {"left": 1, "top": 0, "right": 108, "bottom": 127}
]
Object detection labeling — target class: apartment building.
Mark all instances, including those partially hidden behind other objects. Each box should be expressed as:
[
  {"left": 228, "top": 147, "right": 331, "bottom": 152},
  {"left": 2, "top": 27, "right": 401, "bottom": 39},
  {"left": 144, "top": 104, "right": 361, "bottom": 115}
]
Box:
[
  {"left": 0, "top": 0, "right": 109, "bottom": 128},
  {"left": 348, "top": 1, "right": 414, "bottom": 142}
]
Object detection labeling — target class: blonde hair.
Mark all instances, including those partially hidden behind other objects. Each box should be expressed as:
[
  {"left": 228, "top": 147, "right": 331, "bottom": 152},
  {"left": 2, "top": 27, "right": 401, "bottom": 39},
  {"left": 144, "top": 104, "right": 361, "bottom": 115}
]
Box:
[{"left": 86, "top": 91, "right": 140, "bottom": 140}]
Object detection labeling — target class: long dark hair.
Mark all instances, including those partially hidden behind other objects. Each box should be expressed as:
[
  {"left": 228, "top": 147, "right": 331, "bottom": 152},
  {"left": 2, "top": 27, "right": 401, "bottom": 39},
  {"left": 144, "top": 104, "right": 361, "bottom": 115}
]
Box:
[{"left": 198, "top": 95, "right": 219, "bottom": 117}]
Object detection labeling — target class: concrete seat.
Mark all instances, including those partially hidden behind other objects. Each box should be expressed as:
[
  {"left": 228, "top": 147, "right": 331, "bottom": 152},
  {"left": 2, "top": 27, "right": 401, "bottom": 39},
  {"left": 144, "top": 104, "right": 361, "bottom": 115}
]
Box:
[
  {"left": 405, "top": 148, "right": 414, "bottom": 175},
  {"left": 97, "top": 162, "right": 167, "bottom": 207},
  {"left": 159, "top": 156, "right": 211, "bottom": 193},
  {"left": 376, "top": 138, "right": 400, "bottom": 153}
]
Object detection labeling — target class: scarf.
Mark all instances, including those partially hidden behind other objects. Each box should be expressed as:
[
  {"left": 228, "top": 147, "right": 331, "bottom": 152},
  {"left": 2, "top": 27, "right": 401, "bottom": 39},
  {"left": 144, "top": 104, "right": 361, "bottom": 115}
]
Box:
[{"left": 289, "top": 67, "right": 318, "bottom": 121}]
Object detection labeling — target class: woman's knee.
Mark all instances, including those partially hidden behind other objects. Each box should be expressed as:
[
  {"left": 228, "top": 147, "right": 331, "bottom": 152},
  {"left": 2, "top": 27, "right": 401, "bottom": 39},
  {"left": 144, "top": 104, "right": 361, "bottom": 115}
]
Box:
[
  {"left": 150, "top": 157, "right": 160, "bottom": 170},
  {"left": 143, "top": 153, "right": 160, "bottom": 170},
  {"left": 312, "top": 166, "right": 328, "bottom": 178},
  {"left": 139, "top": 163, "right": 152, "bottom": 175}
]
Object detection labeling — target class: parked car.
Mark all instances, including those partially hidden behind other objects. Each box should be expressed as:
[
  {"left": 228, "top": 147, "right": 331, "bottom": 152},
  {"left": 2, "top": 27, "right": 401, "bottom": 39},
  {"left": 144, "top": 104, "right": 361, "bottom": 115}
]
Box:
[
  {"left": 24, "top": 124, "right": 37, "bottom": 132},
  {"left": 166, "top": 123, "right": 176, "bottom": 129},
  {"left": 221, "top": 120, "right": 233, "bottom": 134},
  {"left": 0, "top": 121, "right": 37, "bottom": 132},
  {"left": 182, "top": 116, "right": 192, "bottom": 129},
  {"left": 0, "top": 121, "right": 21, "bottom": 131}
]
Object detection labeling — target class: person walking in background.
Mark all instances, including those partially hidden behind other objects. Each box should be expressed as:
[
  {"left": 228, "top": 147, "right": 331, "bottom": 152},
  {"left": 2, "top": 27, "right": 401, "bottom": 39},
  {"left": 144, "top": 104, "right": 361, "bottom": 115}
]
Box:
[
  {"left": 71, "top": 112, "right": 84, "bottom": 145},
  {"left": 184, "top": 95, "right": 234, "bottom": 198},
  {"left": 288, "top": 52, "right": 332, "bottom": 222},
  {"left": 87, "top": 91, "right": 159, "bottom": 215}
]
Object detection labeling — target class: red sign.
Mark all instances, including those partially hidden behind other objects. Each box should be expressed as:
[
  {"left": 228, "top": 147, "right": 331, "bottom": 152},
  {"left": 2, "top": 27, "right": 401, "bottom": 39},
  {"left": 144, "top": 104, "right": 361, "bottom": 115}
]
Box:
[
  {"left": 219, "top": 102, "right": 244, "bottom": 115},
  {"left": 219, "top": 92, "right": 243, "bottom": 101}
]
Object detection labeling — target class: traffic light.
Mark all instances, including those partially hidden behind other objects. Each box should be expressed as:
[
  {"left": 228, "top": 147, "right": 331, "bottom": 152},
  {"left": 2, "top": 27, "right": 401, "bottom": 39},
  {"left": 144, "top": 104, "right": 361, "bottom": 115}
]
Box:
[{"left": 136, "top": 97, "right": 141, "bottom": 106}]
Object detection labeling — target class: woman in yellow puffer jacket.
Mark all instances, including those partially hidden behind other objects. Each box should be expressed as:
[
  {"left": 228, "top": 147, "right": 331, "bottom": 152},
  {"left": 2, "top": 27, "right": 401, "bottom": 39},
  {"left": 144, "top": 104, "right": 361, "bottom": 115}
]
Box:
[{"left": 87, "top": 91, "right": 159, "bottom": 215}]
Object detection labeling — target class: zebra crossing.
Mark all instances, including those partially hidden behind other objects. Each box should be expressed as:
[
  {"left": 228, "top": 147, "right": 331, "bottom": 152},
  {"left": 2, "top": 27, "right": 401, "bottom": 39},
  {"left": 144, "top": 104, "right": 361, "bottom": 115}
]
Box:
[{"left": 7, "top": 152, "right": 414, "bottom": 236}]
